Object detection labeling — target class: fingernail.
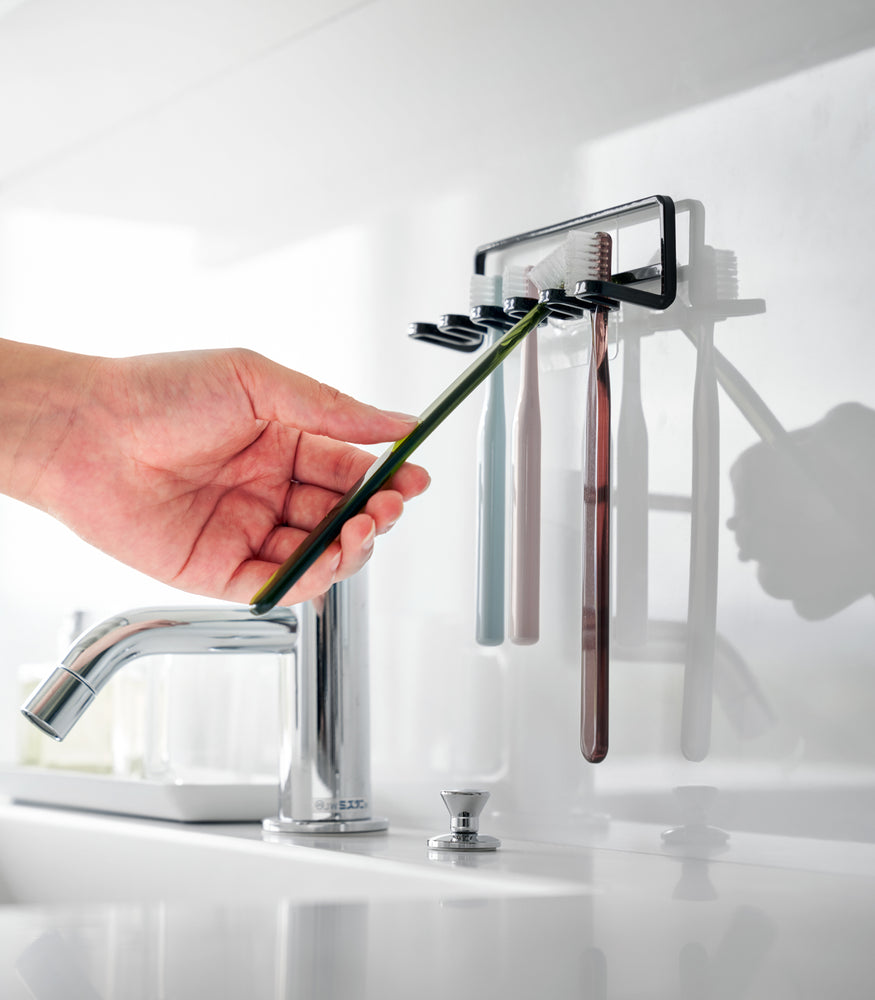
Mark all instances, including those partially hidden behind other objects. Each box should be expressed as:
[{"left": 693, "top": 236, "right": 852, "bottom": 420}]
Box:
[
  {"left": 363, "top": 523, "right": 377, "bottom": 551},
  {"left": 387, "top": 411, "right": 419, "bottom": 426}
]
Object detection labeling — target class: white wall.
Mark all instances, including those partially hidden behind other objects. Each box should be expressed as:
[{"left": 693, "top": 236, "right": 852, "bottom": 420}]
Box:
[{"left": 1, "top": 1, "right": 874, "bottom": 843}]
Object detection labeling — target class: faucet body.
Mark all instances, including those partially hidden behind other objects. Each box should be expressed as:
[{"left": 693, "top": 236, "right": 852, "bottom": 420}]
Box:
[
  {"left": 22, "top": 576, "right": 386, "bottom": 833},
  {"left": 265, "top": 571, "right": 387, "bottom": 834}
]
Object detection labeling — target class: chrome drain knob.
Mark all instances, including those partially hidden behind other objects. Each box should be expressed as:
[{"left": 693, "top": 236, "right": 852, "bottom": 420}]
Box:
[{"left": 427, "top": 789, "right": 501, "bottom": 851}]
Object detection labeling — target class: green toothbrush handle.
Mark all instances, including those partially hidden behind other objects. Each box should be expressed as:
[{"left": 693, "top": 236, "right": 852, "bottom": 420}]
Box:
[{"left": 250, "top": 303, "right": 547, "bottom": 615}]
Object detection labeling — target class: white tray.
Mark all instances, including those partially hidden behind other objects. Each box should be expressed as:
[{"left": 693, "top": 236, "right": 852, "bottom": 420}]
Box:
[{"left": 0, "top": 766, "right": 278, "bottom": 823}]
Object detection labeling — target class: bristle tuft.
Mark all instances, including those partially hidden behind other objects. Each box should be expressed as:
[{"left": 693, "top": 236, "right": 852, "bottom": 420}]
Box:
[
  {"left": 529, "top": 243, "right": 567, "bottom": 292},
  {"left": 469, "top": 273, "right": 503, "bottom": 310},
  {"left": 502, "top": 264, "right": 537, "bottom": 300},
  {"left": 565, "top": 230, "right": 612, "bottom": 287}
]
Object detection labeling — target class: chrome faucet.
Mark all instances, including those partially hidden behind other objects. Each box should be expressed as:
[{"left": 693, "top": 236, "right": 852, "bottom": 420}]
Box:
[
  {"left": 264, "top": 570, "right": 388, "bottom": 834},
  {"left": 21, "top": 574, "right": 387, "bottom": 834}
]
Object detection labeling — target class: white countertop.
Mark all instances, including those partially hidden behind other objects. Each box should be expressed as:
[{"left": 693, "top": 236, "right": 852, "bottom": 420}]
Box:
[{"left": 1, "top": 799, "right": 874, "bottom": 998}]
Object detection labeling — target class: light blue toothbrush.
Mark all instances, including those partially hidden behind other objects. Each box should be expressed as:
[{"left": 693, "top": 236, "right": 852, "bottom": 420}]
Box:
[{"left": 470, "top": 274, "right": 508, "bottom": 646}]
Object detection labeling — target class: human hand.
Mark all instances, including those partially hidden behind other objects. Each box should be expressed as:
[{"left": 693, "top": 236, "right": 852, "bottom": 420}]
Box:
[{"left": 4, "top": 342, "right": 428, "bottom": 605}]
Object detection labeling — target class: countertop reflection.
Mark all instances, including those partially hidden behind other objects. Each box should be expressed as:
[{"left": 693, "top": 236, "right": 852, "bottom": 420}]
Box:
[{"left": 1, "top": 801, "right": 874, "bottom": 999}]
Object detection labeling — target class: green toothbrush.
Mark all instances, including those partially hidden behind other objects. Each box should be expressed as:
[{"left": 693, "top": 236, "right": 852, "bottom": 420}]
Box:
[{"left": 250, "top": 302, "right": 547, "bottom": 615}]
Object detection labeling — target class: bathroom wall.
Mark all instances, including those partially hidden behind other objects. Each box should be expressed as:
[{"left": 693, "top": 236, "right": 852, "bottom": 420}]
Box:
[{"left": 1, "top": 1, "right": 874, "bottom": 842}]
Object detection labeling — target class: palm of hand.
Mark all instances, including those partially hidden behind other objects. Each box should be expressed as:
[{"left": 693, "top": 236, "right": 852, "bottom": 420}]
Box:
[{"left": 46, "top": 349, "right": 421, "bottom": 605}]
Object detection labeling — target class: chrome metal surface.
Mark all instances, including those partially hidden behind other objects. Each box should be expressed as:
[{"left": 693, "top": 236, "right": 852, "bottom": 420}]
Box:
[
  {"left": 263, "top": 816, "right": 388, "bottom": 835},
  {"left": 427, "top": 789, "right": 500, "bottom": 851},
  {"left": 22, "top": 584, "right": 387, "bottom": 836},
  {"left": 265, "top": 572, "right": 388, "bottom": 835},
  {"left": 21, "top": 607, "right": 298, "bottom": 741}
]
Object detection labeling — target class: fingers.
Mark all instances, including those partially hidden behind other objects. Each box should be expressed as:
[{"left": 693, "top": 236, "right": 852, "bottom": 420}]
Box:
[
  {"left": 220, "top": 349, "right": 432, "bottom": 607},
  {"left": 248, "top": 483, "right": 406, "bottom": 604},
  {"left": 230, "top": 549, "right": 343, "bottom": 607},
  {"left": 271, "top": 485, "right": 406, "bottom": 554},
  {"left": 235, "top": 350, "right": 420, "bottom": 445},
  {"left": 237, "top": 510, "right": 387, "bottom": 607},
  {"left": 289, "top": 433, "right": 430, "bottom": 503}
]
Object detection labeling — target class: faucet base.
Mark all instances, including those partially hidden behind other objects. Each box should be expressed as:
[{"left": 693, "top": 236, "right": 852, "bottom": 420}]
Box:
[
  {"left": 262, "top": 816, "right": 389, "bottom": 836},
  {"left": 427, "top": 833, "right": 501, "bottom": 852}
]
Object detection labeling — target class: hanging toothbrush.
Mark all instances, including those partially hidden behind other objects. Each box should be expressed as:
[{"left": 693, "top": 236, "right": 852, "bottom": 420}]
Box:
[
  {"left": 531, "top": 231, "right": 614, "bottom": 762},
  {"left": 581, "top": 277, "right": 612, "bottom": 761},
  {"left": 503, "top": 265, "right": 542, "bottom": 645},
  {"left": 572, "top": 232, "right": 614, "bottom": 763},
  {"left": 469, "top": 273, "right": 512, "bottom": 646}
]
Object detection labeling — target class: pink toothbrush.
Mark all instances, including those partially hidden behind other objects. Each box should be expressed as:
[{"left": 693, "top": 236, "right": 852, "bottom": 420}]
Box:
[{"left": 504, "top": 265, "right": 542, "bottom": 645}]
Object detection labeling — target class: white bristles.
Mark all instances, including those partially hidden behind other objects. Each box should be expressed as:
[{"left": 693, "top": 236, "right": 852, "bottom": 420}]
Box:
[
  {"left": 565, "top": 230, "right": 612, "bottom": 288},
  {"left": 502, "top": 264, "right": 537, "bottom": 300},
  {"left": 529, "top": 243, "right": 567, "bottom": 292},
  {"left": 469, "top": 273, "right": 503, "bottom": 311}
]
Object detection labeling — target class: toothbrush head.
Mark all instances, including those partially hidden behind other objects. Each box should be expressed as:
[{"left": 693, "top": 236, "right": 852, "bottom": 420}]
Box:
[
  {"left": 529, "top": 243, "right": 585, "bottom": 319},
  {"left": 568, "top": 230, "right": 619, "bottom": 311},
  {"left": 530, "top": 240, "right": 586, "bottom": 320},
  {"left": 565, "top": 230, "right": 612, "bottom": 286},
  {"left": 529, "top": 243, "right": 567, "bottom": 294},
  {"left": 469, "top": 272, "right": 513, "bottom": 332},
  {"left": 502, "top": 265, "right": 536, "bottom": 299},
  {"left": 469, "top": 273, "right": 503, "bottom": 309},
  {"left": 502, "top": 265, "right": 539, "bottom": 319}
]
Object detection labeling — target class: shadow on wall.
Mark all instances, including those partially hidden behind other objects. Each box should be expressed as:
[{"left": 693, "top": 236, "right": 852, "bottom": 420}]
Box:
[
  {"left": 727, "top": 402, "right": 875, "bottom": 621},
  {"left": 610, "top": 198, "right": 775, "bottom": 762},
  {"left": 610, "top": 198, "right": 874, "bottom": 764},
  {"left": 669, "top": 202, "right": 875, "bottom": 625}
]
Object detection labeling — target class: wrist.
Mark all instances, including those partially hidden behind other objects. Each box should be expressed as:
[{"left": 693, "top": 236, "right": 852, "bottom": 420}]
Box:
[{"left": 0, "top": 338, "right": 99, "bottom": 511}]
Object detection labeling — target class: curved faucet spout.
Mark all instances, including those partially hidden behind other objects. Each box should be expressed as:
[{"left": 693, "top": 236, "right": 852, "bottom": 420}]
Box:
[{"left": 21, "top": 606, "right": 297, "bottom": 741}]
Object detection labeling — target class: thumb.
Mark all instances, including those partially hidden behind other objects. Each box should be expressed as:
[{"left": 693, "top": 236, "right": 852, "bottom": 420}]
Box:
[{"left": 237, "top": 351, "right": 419, "bottom": 444}]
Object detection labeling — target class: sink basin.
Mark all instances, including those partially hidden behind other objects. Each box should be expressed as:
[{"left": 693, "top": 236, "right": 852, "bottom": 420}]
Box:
[
  {"left": 1, "top": 802, "right": 874, "bottom": 1000},
  {"left": 0, "top": 802, "right": 585, "bottom": 906}
]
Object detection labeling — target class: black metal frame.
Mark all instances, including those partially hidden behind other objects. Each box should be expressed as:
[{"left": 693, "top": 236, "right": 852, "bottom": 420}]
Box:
[{"left": 409, "top": 194, "right": 677, "bottom": 351}]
